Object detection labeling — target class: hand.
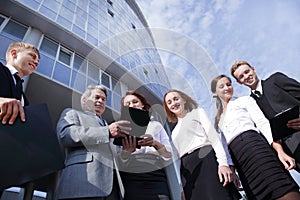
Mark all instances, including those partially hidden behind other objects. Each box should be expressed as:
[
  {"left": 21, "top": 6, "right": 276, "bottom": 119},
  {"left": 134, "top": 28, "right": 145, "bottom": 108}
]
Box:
[
  {"left": 218, "top": 165, "right": 233, "bottom": 187},
  {"left": 278, "top": 151, "right": 296, "bottom": 170},
  {"left": 272, "top": 141, "right": 295, "bottom": 170},
  {"left": 122, "top": 136, "right": 136, "bottom": 153},
  {"left": 138, "top": 134, "right": 154, "bottom": 147},
  {"left": 0, "top": 97, "right": 25, "bottom": 125},
  {"left": 287, "top": 116, "right": 300, "bottom": 130},
  {"left": 109, "top": 120, "right": 131, "bottom": 138}
]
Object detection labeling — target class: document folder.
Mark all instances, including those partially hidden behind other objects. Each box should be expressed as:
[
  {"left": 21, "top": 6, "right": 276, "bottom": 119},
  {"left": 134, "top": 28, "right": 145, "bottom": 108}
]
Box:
[
  {"left": 0, "top": 104, "right": 65, "bottom": 190},
  {"left": 269, "top": 105, "right": 299, "bottom": 141}
]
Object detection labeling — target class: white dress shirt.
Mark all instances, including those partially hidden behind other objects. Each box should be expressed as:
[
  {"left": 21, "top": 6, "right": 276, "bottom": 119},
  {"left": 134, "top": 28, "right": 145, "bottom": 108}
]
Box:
[
  {"left": 219, "top": 96, "right": 273, "bottom": 145},
  {"left": 6, "top": 64, "right": 25, "bottom": 106},
  {"left": 172, "top": 108, "right": 229, "bottom": 167}
]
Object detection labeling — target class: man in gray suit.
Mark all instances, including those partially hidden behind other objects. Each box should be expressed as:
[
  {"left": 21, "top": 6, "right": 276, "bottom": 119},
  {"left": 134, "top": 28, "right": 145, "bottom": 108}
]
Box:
[{"left": 55, "top": 85, "right": 130, "bottom": 199}]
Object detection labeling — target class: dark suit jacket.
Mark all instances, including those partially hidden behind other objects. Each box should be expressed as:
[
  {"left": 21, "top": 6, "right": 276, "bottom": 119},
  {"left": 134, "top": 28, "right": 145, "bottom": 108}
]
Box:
[
  {"left": 251, "top": 72, "right": 300, "bottom": 170},
  {"left": 251, "top": 72, "right": 300, "bottom": 119},
  {"left": 0, "top": 62, "right": 28, "bottom": 105}
]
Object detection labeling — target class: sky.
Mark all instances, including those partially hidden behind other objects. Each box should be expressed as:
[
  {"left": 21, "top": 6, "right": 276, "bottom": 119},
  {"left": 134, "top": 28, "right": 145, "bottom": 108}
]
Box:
[{"left": 137, "top": 0, "right": 300, "bottom": 185}]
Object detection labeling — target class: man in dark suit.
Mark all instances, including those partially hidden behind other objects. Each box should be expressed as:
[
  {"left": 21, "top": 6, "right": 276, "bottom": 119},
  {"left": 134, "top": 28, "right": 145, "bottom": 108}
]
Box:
[
  {"left": 55, "top": 85, "right": 130, "bottom": 199},
  {"left": 230, "top": 60, "right": 300, "bottom": 172},
  {"left": 0, "top": 42, "right": 39, "bottom": 125},
  {"left": 0, "top": 42, "right": 40, "bottom": 199}
]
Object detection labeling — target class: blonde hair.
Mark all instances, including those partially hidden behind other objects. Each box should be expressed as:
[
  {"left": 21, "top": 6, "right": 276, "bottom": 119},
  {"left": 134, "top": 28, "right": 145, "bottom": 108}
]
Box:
[{"left": 6, "top": 42, "right": 40, "bottom": 61}]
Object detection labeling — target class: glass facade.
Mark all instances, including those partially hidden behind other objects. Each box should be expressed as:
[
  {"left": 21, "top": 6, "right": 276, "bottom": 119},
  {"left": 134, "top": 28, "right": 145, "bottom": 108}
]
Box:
[{"left": 0, "top": 0, "right": 170, "bottom": 112}]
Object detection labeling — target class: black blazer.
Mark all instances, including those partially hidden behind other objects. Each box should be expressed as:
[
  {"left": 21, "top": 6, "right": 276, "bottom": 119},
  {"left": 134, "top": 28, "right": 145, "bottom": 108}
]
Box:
[
  {"left": 0, "top": 62, "right": 29, "bottom": 105},
  {"left": 251, "top": 72, "right": 300, "bottom": 119}
]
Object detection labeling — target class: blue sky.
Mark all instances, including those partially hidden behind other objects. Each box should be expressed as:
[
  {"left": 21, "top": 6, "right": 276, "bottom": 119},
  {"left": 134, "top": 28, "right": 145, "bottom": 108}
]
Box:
[{"left": 137, "top": 0, "right": 300, "bottom": 185}]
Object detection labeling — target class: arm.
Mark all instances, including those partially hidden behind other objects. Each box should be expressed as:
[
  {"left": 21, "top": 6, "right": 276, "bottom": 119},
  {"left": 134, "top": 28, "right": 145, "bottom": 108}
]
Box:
[
  {"left": 198, "top": 108, "right": 233, "bottom": 186},
  {"left": 139, "top": 121, "right": 172, "bottom": 158},
  {"left": 272, "top": 141, "right": 295, "bottom": 170},
  {"left": 0, "top": 97, "right": 25, "bottom": 124},
  {"left": 56, "top": 108, "right": 110, "bottom": 147}
]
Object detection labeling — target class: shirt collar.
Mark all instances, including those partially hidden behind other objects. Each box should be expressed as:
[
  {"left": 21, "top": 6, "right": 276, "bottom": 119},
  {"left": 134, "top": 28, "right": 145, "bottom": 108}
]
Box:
[
  {"left": 251, "top": 80, "right": 263, "bottom": 94},
  {"left": 6, "top": 64, "right": 18, "bottom": 76}
]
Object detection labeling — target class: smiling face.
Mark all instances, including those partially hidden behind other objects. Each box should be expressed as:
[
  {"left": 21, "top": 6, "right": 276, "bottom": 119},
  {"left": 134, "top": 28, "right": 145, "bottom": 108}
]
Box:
[
  {"left": 123, "top": 94, "right": 144, "bottom": 109},
  {"left": 9, "top": 48, "right": 39, "bottom": 77},
  {"left": 164, "top": 91, "right": 186, "bottom": 118},
  {"left": 83, "top": 88, "right": 107, "bottom": 116},
  {"left": 214, "top": 77, "right": 233, "bottom": 103},
  {"left": 233, "top": 64, "right": 259, "bottom": 90}
]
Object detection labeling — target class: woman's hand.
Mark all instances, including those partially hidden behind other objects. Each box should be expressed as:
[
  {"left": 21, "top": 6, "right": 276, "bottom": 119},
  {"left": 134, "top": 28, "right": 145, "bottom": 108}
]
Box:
[
  {"left": 272, "top": 141, "right": 296, "bottom": 170},
  {"left": 138, "top": 134, "right": 154, "bottom": 147},
  {"left": 218, "top": 165, "right": 233, "bottom": 187},
  {"left": 122, "top": 135, "right": 136, "bottom": 152}
]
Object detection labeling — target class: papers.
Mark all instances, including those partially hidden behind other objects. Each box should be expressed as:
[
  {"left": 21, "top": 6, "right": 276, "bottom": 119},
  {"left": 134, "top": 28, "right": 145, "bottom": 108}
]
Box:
[
  {"left": 269, "top": 105, "right": 299, "bottom": 141},
  {"left": 0, "top": 104, "right": 65, "bottom": 190}
]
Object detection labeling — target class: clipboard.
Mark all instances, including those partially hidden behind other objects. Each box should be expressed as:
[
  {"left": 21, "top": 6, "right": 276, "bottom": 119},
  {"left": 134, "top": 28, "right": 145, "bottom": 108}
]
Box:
[
  {"left": 269, "top": 105, "right": 299, "bottom": 141},
  {"left": 113, "top": 106, "right": 150, "bottom": 148},
  {"left": 0, "top": 104, "right": 65, "bottom": 190}
]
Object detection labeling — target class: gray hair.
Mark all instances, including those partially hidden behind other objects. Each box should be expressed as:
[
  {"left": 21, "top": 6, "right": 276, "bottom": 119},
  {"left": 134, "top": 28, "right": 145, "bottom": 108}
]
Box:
[{"left": 81, "top": 85, "right": 107, "bottom": 107}]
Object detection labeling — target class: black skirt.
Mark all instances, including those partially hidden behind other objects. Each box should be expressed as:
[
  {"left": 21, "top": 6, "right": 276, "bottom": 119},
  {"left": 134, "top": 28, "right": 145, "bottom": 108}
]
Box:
[
  {"left": 229, "top": 130, "right": 299, "bottom": 200},
  {"left": 180, "top": 145, "right": 241, "bottom": 200},
  {"left": 120, "top": 169, "right": 170, "bottom": 200}
]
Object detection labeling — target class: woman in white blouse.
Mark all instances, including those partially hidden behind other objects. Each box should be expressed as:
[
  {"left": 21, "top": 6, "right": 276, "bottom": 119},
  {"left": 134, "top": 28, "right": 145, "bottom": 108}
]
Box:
[
  {"left": 164, "top": 89, "right": 241, "bottom": 200},
  {"left": 211, "top": 74, "right": 299, "bottom": 200},
  {"left": 118, "top": 90, "right": 173, "bottom": 200}
]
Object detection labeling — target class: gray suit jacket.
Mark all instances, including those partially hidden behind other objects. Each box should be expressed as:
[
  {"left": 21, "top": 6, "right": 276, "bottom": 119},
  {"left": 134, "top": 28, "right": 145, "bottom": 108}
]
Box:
[{"left": 55, "top": 108, "right": 118, "bottom": 199}]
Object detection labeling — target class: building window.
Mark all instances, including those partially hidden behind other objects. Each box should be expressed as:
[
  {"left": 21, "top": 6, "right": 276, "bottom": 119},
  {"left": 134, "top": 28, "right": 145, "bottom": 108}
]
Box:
[
  {"left": 101, "top": 72, "right": 110, "bottom": 88},
  {"left": 107, "top": 9, "right": 114, "bottom": 17},
  {"left": 58, "top": 47, "right": 72, "bottom": 66},
  {"left": 73, "top": 54, "right": 87, "bottom": 73},
  {"left": 88, "top": 62, "right": 99, "bottom": 82},
  {"left": 2, "top": 19, "right": 28, "bottom": 40},
  {"left": 40, "top": 37, "right": 58, "bottom": 58},
  {"left": 111, "top": 77, "right": 121, "bottom": 94},
  {"left": 143, "top": 68, "right": 149, "bottom": 78}
]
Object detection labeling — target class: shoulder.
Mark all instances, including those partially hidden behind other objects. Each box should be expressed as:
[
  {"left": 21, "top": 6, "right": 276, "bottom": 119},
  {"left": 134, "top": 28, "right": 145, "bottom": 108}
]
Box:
[{"left": 266, "top": 72, "right": 287, "bottom": 81}]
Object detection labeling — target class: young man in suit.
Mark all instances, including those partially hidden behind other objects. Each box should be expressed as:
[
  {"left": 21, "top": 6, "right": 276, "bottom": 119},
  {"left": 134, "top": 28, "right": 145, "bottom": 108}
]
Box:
[
  {"left": 0, "top": 42, "right": 40, "bottom": 125},
  {"left": 55, "top": 85, "right": 131, "bottom": 199},
  {"left": 230, "top": 60, "right": 300, "bottom": 173},
  {"left": 0, "top": 42, "right": 40, "bottom": 199}
]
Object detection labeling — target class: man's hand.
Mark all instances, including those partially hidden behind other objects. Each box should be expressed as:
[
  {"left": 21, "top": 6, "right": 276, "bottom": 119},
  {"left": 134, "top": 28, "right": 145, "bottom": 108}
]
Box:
[
  {"left": 0, "top": 97, "right": 25, "bottom": 125},
  {"left": 109, "top": 120, "right": 131, "bottom": 138},
  {"left": 287, "top": 116, "right": 300, "bottom": 130}
]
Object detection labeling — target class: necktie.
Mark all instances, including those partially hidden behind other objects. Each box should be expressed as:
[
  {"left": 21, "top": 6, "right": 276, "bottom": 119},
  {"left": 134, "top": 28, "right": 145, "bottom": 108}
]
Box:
[
  {"left": 254, "top": 90, "right": 262, "bottom": 98},
  {"left": 98, "top": 115, "right": 106, "bottom": 126},
  {"left": 13, "top": 73, "right": 23, "bottom": 100}
]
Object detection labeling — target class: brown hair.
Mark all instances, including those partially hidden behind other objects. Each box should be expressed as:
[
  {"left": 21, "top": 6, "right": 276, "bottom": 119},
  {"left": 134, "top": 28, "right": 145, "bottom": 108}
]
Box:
[
  {"left": 6, "top": 42, "right": 40, "bottom": 61},
  {"left": 230, "top": 60, "right": 251, "bottom": 80},
  {"left": 210, "top": 75, "right": 232, "bottom": 129},
  {"left": 121, "top": 90, "right": 151, "bottom": 111},
  {"left": 163, "top": 89, "right": 198, "bottom": 123}
]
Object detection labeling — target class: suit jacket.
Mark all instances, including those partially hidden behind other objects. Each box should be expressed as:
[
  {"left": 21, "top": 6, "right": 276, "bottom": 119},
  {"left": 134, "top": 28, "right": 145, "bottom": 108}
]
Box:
[
  {"left": 0, "top": 62, "right": 29, "bottom": 105},
  {"left": 55, "top": 108, "right": 119, "bottom": 199},
  {"left": 251, "top": 72, "right": 300, "bottom": 119}
]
